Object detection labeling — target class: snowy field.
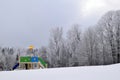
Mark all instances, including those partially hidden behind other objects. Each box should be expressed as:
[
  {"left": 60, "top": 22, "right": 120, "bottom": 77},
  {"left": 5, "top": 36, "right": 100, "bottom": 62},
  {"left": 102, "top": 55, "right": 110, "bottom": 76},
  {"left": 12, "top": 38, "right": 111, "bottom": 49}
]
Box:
[{"left": 0, "top": 64, "right": 120, "bottom": 80}]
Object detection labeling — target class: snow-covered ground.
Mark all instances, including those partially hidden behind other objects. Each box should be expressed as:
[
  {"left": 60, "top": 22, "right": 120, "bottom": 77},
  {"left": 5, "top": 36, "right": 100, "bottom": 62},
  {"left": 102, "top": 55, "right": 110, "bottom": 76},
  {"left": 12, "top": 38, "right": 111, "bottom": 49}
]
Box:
[{"left": 0, "top": 64, "right": 120, "bottom": 80}]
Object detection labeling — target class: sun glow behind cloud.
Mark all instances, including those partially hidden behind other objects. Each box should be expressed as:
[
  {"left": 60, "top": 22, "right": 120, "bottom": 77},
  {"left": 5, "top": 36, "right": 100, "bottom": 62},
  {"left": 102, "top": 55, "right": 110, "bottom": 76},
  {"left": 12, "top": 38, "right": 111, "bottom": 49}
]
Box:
[
  {"left": 80, "top": 0, "right": 120, "bottom": 18},
  {"left": 81, "top": 0, "right": 106, "bottom": 17}
]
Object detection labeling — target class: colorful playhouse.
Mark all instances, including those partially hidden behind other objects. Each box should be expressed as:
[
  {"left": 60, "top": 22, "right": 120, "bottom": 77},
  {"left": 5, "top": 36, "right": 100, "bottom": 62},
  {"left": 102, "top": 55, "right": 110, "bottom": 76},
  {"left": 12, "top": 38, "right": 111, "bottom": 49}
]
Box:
[{"left": 12, "top": 46, "right": 47, "bottom": 70}]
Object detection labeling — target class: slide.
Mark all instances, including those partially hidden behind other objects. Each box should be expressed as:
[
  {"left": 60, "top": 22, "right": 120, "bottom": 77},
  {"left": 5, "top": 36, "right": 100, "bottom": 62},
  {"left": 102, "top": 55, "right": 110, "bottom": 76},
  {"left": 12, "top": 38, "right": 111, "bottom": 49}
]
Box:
[
  {"left": 38, "top": 62, "right": 44, "bottom": 69},
  {"left": 12, "top": 63, "right": 19, "bottom": 70},
  {"left": 39, "top": 58, "right": 47, "bottom": 68}
]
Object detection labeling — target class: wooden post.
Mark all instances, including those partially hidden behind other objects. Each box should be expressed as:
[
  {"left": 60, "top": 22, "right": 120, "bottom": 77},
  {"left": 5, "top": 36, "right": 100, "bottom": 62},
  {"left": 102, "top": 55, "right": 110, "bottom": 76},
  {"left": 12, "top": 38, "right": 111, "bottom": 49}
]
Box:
[{"left": 31, "top": 63, "right": 33, "bottom": 69}]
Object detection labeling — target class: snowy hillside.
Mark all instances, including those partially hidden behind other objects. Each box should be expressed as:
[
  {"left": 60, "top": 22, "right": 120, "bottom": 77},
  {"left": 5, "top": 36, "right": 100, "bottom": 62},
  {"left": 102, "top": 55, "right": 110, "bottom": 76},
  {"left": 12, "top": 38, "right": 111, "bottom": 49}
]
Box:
[{"left": 0, "top": 64, "right": 120, "bottom": 80}]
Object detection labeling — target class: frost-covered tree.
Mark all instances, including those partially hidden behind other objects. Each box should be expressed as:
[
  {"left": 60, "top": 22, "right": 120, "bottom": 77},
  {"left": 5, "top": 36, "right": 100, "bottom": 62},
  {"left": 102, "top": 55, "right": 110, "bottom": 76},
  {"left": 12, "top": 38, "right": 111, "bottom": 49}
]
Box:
[
  {"left": 48, "top": 27, "right": 65, "bottom": 67},
  {"left": 0, "top": 48, "right": 16, "bottom": 70},
  {"left": 96, "top": 10, "right": 120, "bottom": 64},
  {"left": 97, "top": 11, "right": 116, "bottom": 64},
  {"left": 83, "top": 27, "right": 99, "bottom": 65},
  {"left": 112, "top": 10, "right": 120, "bottom": 63},
  {"left": 39, "top": 46, "right": 49, "bottom": 64},
  {"left": 66, "top": 25, "right": 82, "bottom": 66}
]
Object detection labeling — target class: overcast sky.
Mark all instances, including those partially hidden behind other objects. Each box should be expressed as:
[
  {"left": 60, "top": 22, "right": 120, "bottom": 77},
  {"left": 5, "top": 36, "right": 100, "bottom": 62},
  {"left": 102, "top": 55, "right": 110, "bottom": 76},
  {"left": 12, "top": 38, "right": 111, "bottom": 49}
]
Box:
[{"left": 0, "top": 0, "right": 120, "bottom": 48}]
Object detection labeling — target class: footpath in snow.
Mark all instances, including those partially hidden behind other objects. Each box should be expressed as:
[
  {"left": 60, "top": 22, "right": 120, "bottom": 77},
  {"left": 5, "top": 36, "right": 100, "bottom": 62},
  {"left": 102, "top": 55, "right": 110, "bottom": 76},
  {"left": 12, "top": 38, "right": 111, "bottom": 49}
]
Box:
[{"left": 0, "top": 64, "right": 120, "bottom": 80}]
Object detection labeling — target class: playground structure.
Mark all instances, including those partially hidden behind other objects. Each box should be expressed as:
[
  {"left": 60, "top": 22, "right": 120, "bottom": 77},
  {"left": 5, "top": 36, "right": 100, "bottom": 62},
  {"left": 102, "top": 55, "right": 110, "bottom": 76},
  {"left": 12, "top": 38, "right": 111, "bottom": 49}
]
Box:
[
  {"left": 13, "top": 56, "right": 47, "bottom": 70},
  {"left": 12, "top": 46, "right": 47, "bottom": 70}
]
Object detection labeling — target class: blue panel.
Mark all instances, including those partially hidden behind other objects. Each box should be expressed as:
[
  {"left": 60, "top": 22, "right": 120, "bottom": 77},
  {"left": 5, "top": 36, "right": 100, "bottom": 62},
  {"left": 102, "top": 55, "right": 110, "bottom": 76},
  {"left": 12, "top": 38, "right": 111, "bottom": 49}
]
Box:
[{"left": 31, "top": 57, "right": 39, "bottom": 62}]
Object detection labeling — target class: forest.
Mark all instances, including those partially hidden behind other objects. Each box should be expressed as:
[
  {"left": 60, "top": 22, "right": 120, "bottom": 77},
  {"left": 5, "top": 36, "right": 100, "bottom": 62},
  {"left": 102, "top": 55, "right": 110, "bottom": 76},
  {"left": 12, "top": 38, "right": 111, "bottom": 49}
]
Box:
[{"left": 0, "top": 10, "right": 120, "bottom": 71}]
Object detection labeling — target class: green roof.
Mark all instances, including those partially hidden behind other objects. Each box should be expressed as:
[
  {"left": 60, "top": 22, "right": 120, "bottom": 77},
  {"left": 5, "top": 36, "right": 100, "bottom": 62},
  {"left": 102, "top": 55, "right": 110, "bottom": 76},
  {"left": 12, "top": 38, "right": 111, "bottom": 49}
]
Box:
[{"left": 20, "top": 56, "right": 31, "bottom": 62}]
